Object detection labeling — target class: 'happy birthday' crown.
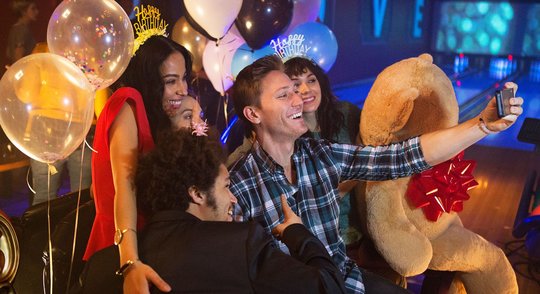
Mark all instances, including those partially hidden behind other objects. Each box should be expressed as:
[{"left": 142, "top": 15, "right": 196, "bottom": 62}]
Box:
[
  {"left": 133, "top": 5, "right": 169, "bottom": 54},
  {"left": 270, "top": 34, "right": 311, "bottom": 62}
]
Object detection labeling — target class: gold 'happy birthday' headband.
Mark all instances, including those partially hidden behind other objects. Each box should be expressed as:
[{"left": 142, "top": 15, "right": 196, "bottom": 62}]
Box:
[{"left": 133, "top": 5, "right": 169, "bottom": 54}]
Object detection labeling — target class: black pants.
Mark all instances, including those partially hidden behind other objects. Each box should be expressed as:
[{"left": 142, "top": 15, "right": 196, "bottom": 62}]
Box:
[{"left": 361, "top": 269, "right": 412, "bottom": 294}]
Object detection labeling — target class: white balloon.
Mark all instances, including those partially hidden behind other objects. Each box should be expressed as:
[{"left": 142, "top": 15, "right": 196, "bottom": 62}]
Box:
[
  {"left": 202, "top": 32, "right": 244, "bottom": 95},
  {"left": 184, "top": 0, "right": 243, "bottom": 39}
]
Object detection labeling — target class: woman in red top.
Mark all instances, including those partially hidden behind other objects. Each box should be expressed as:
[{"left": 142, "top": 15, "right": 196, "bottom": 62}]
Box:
[{"left": 84, "top": 35, "right": 197, "bottom": 293}]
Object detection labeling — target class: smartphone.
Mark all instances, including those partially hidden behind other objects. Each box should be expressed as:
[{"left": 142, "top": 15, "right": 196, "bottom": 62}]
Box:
[{"left": 495, "top": 88, "right": 514, "bottom": 118}]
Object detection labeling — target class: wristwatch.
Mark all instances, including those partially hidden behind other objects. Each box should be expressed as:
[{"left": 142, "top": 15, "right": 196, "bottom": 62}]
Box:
[{"left": 114, "top": 228, "right": 136, "bottom": 245}]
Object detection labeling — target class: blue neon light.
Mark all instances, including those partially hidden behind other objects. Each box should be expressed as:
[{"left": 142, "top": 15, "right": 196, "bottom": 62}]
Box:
[
  {"left": 220, "top": 115, "right": 239, "bottom": 144},
  {"left": 413, "top": 0, "right": 424, "bottom": 38},
  {"left": 373, "top": 0, "right": 388, "bottom": 38}
]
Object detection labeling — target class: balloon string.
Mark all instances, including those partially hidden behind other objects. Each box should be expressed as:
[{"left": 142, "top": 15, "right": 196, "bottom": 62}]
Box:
[
  {"left": 85, "top": 139, "right": 97, "bottom": 153},
  {"left": 215, "top": 95, "right": 222, "bottom": 129},
  {"left": 66, "top": 143, "right": 85, "bottom": 293},
  {"left": 47, "top": 163, "right": 54, "bottom": 294},
  {"left": 217, "top": 47, "right": 226, "bottom": 97},
  {"left": 224, "top": 93, "right": 229, "bottom": 127},
  {"left": 216, "top": 46, "right": 229, "bottom": 126},
  {"left": 26, "top": 166, "right": 36, "bottom": 195}
]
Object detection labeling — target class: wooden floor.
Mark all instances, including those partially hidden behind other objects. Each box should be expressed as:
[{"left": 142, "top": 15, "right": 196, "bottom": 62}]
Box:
[{"left": 460, "top": 144, "right": 540, "bottom": 294}]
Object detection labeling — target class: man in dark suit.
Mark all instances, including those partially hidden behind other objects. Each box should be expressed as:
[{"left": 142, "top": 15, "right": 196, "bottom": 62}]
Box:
[{"left": 75, "top": 128, "right": 346, "bottom": 294}]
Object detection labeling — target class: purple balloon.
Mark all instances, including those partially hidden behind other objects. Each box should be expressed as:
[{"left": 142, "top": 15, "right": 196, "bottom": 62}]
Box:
[
  {"left": 286, "top": 0, "right": 322, "bottom": 35},
  {"left": 235, "top": 0, "right": 294, "bottom": 50}
]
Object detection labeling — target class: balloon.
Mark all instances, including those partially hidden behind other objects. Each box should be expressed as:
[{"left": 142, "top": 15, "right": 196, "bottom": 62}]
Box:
[
  {"left": 184, "top": 0, "right": 243, "bottom": 40},
  {"left": 32, "top": 42, "right": 49, "bottom": 54},
  {"left": 228, "top": 24, "right": 244, "bottom": 42},
  {"left": 202, "top": 32, "right": 244, "bottom": 95},
  {"left": 183, "top": 6, "right": 217, "bottom": 42},
  {"left": 235, "top": 0, "right": 294, "bottom": 50},
  {"left": 171, "top": 17, "right": 207, "bottom": 73},
  {"left": 0, "top": 53, "right": 95, "bottom": 163},
  {"left": 231, "top": 44, "right": 275, "bottom": 78},
  {"left": 47, "top": 0, "right": 134, "bottom": 90},
  {"left": 285, "top": 0, "right": 322, "bottom": 35},
  {"left": 290, "top": 22, "right": 338, "bottom": 72}
]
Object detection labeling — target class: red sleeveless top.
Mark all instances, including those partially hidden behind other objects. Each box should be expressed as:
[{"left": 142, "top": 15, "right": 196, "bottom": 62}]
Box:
[{"left": 83, "top": 87, "right": 154, "bottom": 260}]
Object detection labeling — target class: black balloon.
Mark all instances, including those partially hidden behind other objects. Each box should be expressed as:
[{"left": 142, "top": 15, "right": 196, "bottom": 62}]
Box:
[{"left": 235, "top": 0, "right": 294, "bottom": 50}]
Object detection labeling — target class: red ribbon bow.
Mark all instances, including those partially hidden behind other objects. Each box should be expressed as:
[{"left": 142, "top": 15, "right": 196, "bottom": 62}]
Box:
[{"left": 406, "top": 151, "right": 479, "bottom": 222}]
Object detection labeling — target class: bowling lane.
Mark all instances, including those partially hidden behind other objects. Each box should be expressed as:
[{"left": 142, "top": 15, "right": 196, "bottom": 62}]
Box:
[
  {"left": 452, "top": 69, "right": 503, "bottom": 105},
  {"left": 333, "top": 77, "right": 375, "bottom": 108}
]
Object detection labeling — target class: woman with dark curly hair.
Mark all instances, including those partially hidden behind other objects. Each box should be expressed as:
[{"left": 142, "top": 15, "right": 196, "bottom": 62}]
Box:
[{"left": 84, "top": 35, "right": 203, "bottom": 293}]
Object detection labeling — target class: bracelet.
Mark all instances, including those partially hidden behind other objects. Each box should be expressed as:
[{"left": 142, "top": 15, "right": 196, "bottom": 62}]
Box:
[
  {"left": 115, "top": 259, "right": 139, "bottom": 276},
  {"left": 114, "top": 228, "right": 137, "bottom": 245},
  {"left": 478, "top": 117, "right": 498, "bottom": 135}
]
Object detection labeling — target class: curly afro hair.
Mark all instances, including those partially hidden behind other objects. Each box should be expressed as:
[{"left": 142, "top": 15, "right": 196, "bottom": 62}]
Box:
[{"left": 136, "top": 128, "right": 225, "bottom": 216}]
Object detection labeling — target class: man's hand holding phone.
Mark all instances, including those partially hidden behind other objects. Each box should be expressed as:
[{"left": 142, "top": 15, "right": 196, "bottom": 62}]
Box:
[{"left": 480, "top": 82, "right": 524, "bottom": 133}]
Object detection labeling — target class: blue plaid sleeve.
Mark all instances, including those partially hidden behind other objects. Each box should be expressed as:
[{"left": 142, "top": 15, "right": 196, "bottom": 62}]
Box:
[{"left": 330, "top": 136, "right": 431, "bottom": 181}]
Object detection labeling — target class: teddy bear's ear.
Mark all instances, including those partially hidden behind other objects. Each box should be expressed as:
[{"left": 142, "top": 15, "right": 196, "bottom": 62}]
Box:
[
  {"left": 359, "top": 86, "right": 420, "bottom": 146},
  {"left": 418, "top": 53, "right": 433, "bottom": 63}
]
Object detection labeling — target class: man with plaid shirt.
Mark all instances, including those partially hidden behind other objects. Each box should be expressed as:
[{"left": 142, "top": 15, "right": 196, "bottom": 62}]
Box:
[{"left": 229, "top": 55, "right": 522, "bottom": 293}]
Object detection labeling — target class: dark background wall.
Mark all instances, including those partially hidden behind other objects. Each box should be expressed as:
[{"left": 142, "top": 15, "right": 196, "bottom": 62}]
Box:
[
  {"left": 325, "top": 0, "right": 434, "bottom": 85},
  {"left": 0, "top": 0, "right": 57, "bottom": 75}
]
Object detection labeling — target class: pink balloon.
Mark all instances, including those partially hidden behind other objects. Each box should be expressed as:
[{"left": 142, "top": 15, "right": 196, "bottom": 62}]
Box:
[
  {"left": 202, "top": 32, "right": 244, "bottom": 95},
  {"left": 228, "top": 24, "right": 245, "bottom": 43},
  {"left": 285, "top": 0, "right": 322, "bottom": 35}
]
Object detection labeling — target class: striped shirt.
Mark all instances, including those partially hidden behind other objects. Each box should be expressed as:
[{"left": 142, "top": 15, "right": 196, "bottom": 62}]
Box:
[{"left": 229, "top": 136, "right": 430, "bottom": 293}]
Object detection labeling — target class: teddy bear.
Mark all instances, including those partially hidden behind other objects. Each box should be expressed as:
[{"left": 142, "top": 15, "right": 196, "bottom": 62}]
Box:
[{"left": 356, "top": 53, "right": 518, "bottom": 293}]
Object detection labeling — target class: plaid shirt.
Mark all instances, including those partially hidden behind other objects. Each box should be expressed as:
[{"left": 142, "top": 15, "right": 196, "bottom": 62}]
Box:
[{"left": 229, "top": 136, "right": 430, "bottom": 293}]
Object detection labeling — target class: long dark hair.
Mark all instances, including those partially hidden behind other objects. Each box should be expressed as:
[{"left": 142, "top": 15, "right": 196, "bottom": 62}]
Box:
[
  {"left": 284, "top": 57, "right": 345, "bottom": 141},
  {"left": 114, "top": 35, "right": 193, "bottom": 139}
]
